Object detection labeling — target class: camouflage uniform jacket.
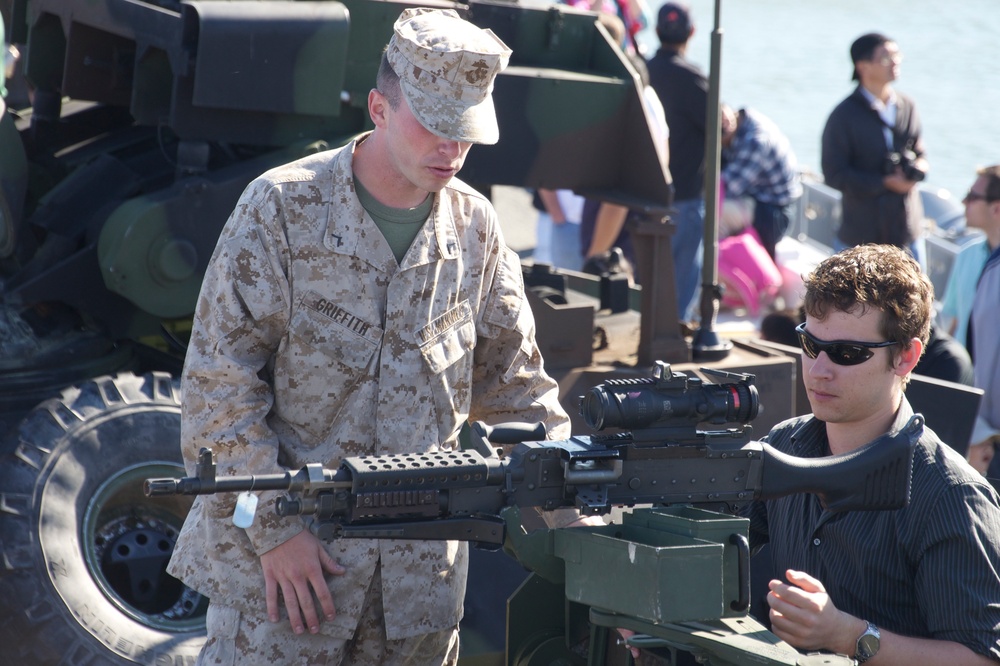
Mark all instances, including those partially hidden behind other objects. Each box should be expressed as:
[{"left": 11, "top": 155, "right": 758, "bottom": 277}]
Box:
[{"left": 167, "top": 136, "right": 570, "bottom": 640}]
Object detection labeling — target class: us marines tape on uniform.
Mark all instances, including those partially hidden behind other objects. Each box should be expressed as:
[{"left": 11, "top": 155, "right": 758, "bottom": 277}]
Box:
[{"left": 168, "top": 8, "right": 569, "bottom": 665}]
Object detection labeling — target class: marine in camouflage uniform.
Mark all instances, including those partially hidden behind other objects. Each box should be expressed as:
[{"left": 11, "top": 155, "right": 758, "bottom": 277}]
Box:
[{"left": 167, "top": 9, "right": 571, "bottom": 664}]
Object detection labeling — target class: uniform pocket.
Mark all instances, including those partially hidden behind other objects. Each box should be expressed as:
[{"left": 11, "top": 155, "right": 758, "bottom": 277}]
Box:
[
  {"left": 416, "top": 301, "right": 476, "bottom": 430},
  {"left": 274, "top": 293, "right": 382, "bottom": 438},
  {"left": 288, "top": 296, "right": 381, "bottom": 369},
  {"left": 231, "top": 227, "right": 287, "bottom": 323},
  {"left": 416, "top": 300, "right": 475, "bottom": 374}
]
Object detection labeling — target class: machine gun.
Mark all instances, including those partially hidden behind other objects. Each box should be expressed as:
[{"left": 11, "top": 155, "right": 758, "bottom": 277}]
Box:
[
  {"left": 146, "top": 362, "right": 922, "bottom": 666},
  {"left": 145, "top": 362, "right": 920, "bottom": 547}
]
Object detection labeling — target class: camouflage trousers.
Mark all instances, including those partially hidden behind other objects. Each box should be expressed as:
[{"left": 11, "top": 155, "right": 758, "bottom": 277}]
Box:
[{"left": 197, "top": 565, "right": 460, "bottom": 666}]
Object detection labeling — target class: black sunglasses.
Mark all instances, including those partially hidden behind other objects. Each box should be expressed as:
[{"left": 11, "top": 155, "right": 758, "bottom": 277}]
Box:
[
  {"left": 963, "top": 190, "right": 996, "bottom": 204},
  {"left": 795, "top": 323, "right": 899, "bottom": 366}
]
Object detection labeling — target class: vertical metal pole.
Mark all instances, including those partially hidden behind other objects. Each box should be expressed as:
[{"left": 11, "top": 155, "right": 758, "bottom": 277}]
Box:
[{"left": 691, "top": 0, "right": 732, "bottom": 360}]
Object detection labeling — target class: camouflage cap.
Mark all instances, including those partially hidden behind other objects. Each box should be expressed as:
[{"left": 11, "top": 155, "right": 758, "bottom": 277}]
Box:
[{"left": 387, "top": 8, "right": 512, "bottom": 145}]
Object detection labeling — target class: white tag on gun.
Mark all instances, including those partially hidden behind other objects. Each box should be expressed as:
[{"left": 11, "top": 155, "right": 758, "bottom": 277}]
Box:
[{"left": 233, "top": 491, "right": 258, "bottom": 528}]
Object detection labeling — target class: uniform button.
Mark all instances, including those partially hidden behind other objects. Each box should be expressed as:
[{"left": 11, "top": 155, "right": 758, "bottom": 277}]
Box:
[{"left": 813, "top": 538, "right": 821, "bottom": 546}]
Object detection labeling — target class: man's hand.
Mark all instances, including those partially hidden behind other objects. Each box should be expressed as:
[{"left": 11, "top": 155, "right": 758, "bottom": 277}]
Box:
[
  {"left": 260, "top": 529, "right": 346, "bottom": 635},
  {"left": 767, "top": 569, "right": 864, "bottom": 655},
  {"left": 883, "top": 170, "right": 918, "bottom": 194}
]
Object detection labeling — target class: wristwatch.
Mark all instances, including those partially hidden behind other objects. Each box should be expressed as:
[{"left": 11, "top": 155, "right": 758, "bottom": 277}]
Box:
[{"left": 855, "top": 621, "right": 880, "bottom": 664}]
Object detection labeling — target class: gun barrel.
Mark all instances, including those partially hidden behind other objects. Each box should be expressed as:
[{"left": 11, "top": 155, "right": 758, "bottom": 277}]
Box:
[
  {"left": 144, "top": 478, "right": 184, "bottom": 497},
  {"left": 143, "top": 471, "right": 300, "bottom": 497}
]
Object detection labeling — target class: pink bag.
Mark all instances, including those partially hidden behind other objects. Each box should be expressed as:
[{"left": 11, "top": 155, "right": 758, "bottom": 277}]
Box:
[{"left": 717, "top": 227, "right": 783, "bottom": 316}]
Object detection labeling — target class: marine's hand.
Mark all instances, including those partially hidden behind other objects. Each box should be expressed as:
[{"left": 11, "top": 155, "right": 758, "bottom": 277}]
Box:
[
  {"left": 767, "top": 569, "right": 863, "bottom": 655},
  {"left": 260, "top": 529, "right": 346, "bottom": 634}
]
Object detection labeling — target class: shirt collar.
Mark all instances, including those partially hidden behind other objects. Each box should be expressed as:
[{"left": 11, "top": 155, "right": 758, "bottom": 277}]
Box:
[
  {"left": 322, "top": 135, "right": 460, "bottom": 272},
  {"left": 858, "top": 85, "right": 897, "bottom": 112}
]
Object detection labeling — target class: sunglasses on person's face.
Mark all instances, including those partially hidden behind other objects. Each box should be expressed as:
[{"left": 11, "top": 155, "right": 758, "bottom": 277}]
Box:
[
  {"left": 795, "top": 323, "right": 899, "bottom": 366},
  {"left": 963, "top": 190, "right": 994, "bottom": 204}
]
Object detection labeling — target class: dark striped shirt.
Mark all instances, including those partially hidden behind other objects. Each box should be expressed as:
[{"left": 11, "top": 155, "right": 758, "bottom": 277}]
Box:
[{"left": 744, "top": 398, "right": 1000, "bottom": 660}]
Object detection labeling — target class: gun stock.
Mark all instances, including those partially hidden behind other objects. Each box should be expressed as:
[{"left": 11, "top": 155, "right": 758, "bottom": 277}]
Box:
[{"left": 758, "top": 414, "right": 922, "bottom": 512}]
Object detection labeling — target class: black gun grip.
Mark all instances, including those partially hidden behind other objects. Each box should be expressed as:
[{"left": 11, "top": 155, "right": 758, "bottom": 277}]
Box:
[{"left": 469, "top": 421, "right": 547, "bottom": 458}]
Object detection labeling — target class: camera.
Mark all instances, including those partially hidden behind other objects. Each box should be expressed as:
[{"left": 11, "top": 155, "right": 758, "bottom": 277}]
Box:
[{"left": 884, "top": 149, "right": 926, "bottom": 182}]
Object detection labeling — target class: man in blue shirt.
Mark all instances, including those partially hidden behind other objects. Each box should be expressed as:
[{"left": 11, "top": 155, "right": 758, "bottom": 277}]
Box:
[
  {"left": 939, "top": 237, "right": 989, "bottom": 351},
  {"left": 966, "top": 165, "right": 1000, "bottom": 478}
]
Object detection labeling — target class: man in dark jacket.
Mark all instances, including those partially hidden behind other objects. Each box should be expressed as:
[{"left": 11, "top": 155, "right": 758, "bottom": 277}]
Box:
[
  {"left": 821, "top": 33, "right": 929, "bottom": 268},
  {"left": 645, "top": 2, "right": 707, "bottom": 322}
]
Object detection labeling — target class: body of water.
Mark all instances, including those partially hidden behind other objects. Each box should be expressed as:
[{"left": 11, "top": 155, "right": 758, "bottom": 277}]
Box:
[{"left": 634, "top": 0, "right": 1000, "bottom": 205}]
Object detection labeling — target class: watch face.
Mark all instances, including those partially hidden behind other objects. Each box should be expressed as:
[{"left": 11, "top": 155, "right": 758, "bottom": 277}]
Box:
[{"left": 859, "top": 633, "right": 879, "bottom": 657}]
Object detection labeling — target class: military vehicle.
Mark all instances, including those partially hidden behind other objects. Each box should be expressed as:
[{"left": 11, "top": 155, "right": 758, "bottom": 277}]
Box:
[{"left": 0, "top": 0, "right": 682, "bottom": 663}]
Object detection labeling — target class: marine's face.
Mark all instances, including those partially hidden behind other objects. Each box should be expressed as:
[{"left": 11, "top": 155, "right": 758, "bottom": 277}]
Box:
[{"left": 380, "top": 90, "right": 473, "bottom": 197}]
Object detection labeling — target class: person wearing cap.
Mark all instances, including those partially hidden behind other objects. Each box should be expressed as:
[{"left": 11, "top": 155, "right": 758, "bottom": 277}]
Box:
[
  {"left": 821, "top": 33, "right": 930, "bottom": 269},
  {"left": 645, "top": 1, "right": 707, "bottom": 322},
  {"left": 167, "top": 8, "right": 573, "bottom": 664}
]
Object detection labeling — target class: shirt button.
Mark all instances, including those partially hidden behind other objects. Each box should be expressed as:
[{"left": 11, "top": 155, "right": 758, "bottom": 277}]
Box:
[{"left": 813, "top": 538, "right": 821, "bottom": 546}]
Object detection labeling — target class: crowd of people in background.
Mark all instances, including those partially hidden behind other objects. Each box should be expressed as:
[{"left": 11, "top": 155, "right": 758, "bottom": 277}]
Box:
[{"left": 524, "top": 1, "right": 999, "bottom": 483}]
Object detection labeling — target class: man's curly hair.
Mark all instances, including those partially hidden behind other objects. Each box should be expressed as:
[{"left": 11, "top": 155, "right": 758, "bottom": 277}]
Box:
[{"left": 802, "top": 244, "right": 932, "bottom": 370}]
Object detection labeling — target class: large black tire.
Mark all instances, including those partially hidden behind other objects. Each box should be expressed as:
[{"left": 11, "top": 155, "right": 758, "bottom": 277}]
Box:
[{"left": 0, "top": 372, "right": 207, "bottom": 665}]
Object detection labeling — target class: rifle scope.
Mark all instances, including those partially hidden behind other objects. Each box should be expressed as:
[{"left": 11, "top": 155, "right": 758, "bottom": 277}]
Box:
[{"left": 580, "top": 364, "right": 758, "bottom": 431}]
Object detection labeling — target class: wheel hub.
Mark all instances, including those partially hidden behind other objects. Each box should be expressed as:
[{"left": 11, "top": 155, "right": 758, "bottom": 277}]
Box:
[{"left": 96, "top": 515, "right": 201, "bottom": 619}]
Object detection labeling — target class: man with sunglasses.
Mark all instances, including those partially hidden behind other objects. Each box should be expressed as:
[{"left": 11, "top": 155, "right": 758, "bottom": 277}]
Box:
[
  {"left": 967, "top": 165, "right": 1000, "bottom": 479},
  {"left": 743, "top": 244, "right": 1000, "bottom": 665}
]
